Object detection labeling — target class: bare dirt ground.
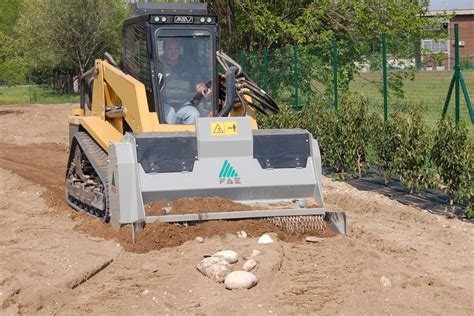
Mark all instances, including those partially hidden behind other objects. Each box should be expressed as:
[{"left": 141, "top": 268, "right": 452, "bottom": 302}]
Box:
[{"left": 0, "top": 104, "right": 473, "bottom": 315}]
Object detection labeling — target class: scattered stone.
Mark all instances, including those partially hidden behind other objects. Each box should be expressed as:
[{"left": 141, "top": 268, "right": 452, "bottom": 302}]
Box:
[
  {"left": 243, "top": 259, "right": 257, "bottom": 272},
  {"left": 224, "top": 271, "right": 258, "bottom": 290},
  {"left": 195, "top": 236, "right": 204, "bottom": 243},
  {"left": 380, "top": 276, "right": 392, "bottom": 287},
  {"left": 213, "top": 250, "right": 238, "bottom": 264},
  {"left": 251, "top": 249, "right": 262, "bottom": 257},
  {"left": 196, "top": 257, "right": 231, "bottom": 282},
  {"left": 258, "top": 234, "right": 273, "bottom": 244},
  {"left": 162, "top": 206, "right": 173, "bottom": 214},
  {"left": 305, "top": 236, "right": 323, "bottom": 243},
  {"left": 237, "top": 230, "right": 247, "bottom": 238}
]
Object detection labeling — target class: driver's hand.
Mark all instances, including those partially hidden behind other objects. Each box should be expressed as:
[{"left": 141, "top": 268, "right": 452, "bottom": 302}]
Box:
[{"left": 196, "top": 82, "right": 211, "bottom": 97}]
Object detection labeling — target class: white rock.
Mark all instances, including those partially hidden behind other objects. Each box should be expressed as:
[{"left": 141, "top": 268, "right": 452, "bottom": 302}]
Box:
[
  {"left": 196, "top": 257, "right": 231, "bottom": 282},
  {"left": 305, "top": 236, "right": 323, "bottom": 243},
  {"left": 237, "top": 230, "right": 247, "bottom": 238},
  {"left": 258, "top": 234, "right": 273, "bottom": 244},
  {"left": 224, "top": 271, "right": 258, "bottom": 290},
  {"left": 243, "top": 259, "right": 257, "bottom": 272},
  {"left": 213, "top": 250, "right": 238, "bottom": 264},
  {"left": 380, "top": 276, "right": 392, "bottom": 287},
  {"left": 251, "top": 249, "right": 262, "bottom": 257},
  {"left": 195, "top": 236, "right": 204, "bottom": 243},
  {"left": 162, "top": 206, "right": 173, "bottom": 214}
]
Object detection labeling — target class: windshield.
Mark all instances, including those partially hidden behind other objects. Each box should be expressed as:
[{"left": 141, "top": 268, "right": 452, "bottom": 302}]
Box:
[{"left": 156, "top": 29, "right": 213, "bottom": 124}]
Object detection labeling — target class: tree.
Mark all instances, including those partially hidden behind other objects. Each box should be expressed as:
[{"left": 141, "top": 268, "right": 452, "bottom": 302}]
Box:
[
  {"left": 0, "top": 0, "right": 25, "bottom": 85},
  {"left": 207, "top": 0, "right": 446, "bottom": 96},
  {"left": 16, "top": 0, "right": 127, "bottom": 90}
]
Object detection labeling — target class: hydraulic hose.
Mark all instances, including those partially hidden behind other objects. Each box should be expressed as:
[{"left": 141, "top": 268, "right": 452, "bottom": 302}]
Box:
[{"left": 217, "top": 66, "right": 237, "bottom": 117}]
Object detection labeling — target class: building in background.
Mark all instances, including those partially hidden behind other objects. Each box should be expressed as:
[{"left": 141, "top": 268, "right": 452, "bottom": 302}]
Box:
[{"left": 425, "top": 1, "right": 474, "bottom": 70}]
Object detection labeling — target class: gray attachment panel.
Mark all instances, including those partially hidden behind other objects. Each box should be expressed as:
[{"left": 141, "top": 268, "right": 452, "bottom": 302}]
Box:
[
  {"left": 253, "top": 131, "right": 310, "bottom": 169},
  {"left": 134, "top": 132, "right": 197, "bottom": 173},
  {"left": 195, "top": 117, "right": 253, "bottom": 158},
  {"left": 145, "top": 208, "right": 326, "bottom": 223},
  {"left": 108, "top": 133, "right": 145, "bottom": 229},
  {"left": 138, "top": 157, "right": 318, "bottom": 204},
  {"left": 325, "top": 211, "right": 347, "bottom": 235},
  {"left": 310, "top": 138, "right": 325, "bottom": 207}
]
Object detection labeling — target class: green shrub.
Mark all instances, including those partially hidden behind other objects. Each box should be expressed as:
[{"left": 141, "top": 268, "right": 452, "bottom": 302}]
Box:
[
  {"left": 393, "top": 106, "right": 435, "bottom": 193},
  {"left": 336, "top": 96, "right": 373, "bottom": 178},
  {"left": 373, "top": 112, "right": 408, "bottom": 185},
  {"left": 432, "top": 119, "right": 473, "bottom": 205},
  {"left": 465, "top": 203, "right": 474, "bottom": 219},
  {"left": 257, "top": 104, "right": 302, "bottom": 129}
]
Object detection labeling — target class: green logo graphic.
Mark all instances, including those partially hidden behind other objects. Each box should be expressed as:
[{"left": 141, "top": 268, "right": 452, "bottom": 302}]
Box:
[
  {"left": 219, "top": 160, "right": 239, "bottom": 178},
  {"left": 218, "top": 160, "right": 241, "bottom": 184}
]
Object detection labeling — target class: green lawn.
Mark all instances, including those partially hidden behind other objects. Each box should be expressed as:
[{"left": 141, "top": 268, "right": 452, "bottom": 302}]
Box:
[
  {"left": 0, "top": 85, "right": 79, "bottom": 105},
  {"left": 349, "top": 70, "right": 474, "bottom": 140}
]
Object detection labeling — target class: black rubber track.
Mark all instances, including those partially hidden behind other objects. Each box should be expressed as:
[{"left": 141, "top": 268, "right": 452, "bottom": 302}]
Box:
[{"left": 65, "top": 132, "right": 110, "bottom": 222}]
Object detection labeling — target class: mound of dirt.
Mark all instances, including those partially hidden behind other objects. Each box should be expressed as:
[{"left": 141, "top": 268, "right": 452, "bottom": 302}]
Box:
[
  {"left": 145, "top": 197, "right": 255, "bottom": 216},
  {"left": 74, "top": 214, "right": 334, "bottom": 253}
]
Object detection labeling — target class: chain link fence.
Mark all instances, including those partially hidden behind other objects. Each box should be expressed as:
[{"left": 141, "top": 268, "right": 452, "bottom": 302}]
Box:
[
  {"left": 233, "top": 25, "right": 474, "bottom": 138},
  {"left": 0, "top": 74, "right": 79, "bottom": 105}
]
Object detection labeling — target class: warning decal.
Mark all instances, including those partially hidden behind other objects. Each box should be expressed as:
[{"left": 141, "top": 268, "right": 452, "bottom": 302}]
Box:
[{"left": 210, "top": 121, "right": 238, "bottom": 136}]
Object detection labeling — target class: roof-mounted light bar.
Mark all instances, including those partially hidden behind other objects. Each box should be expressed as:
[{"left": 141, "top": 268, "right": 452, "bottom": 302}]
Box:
[{"left": 150, "top": 15, "right": 216, "bottom": 25}]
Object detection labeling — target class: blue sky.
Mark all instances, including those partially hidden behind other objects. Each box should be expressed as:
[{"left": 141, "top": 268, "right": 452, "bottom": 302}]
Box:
[{"left": 429, "top": 0, "right": 474, "bottom": 10}]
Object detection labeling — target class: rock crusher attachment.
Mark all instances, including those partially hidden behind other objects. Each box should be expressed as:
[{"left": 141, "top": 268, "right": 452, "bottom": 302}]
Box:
[{"left": 65, "top": 2, "right": 347, "bottom": 236}]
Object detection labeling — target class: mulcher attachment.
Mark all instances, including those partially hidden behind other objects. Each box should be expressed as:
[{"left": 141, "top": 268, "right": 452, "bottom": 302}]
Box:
[{"left": 107, "top": 117, "right": 347, "bottom": 235}]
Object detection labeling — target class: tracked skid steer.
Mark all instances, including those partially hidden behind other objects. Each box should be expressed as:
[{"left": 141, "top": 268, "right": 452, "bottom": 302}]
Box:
[{"left": 65, "top": 2, "right": 347, "bottom": 236}]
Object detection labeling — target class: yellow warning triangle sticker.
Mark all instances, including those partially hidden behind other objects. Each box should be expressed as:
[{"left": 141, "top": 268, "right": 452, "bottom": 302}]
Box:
[{"left": 213, "top": 123, "right": 224, "bottom": 134}]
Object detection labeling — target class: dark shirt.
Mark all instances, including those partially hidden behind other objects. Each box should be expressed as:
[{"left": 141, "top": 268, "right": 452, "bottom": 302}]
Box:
[{"left": 162, "top": 57, "right": 202, "bottom": 107}]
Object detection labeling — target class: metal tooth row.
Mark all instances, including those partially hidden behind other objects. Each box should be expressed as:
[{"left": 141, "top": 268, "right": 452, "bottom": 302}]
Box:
[{"left": 268, "top": 215, "right": 326, "bottom": 234}]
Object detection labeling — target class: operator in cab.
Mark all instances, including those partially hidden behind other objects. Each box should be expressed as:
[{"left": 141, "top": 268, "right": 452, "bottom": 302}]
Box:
[{"left": 160, "top": 38, "right": 211, "bottom": 124}]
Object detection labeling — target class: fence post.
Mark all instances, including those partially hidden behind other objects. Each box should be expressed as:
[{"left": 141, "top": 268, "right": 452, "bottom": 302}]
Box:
[
  {"left": 332, "top": 38, "right": 338, "bottom": 110},
  {"left": 442, "top": 24, "right": 473, "bottom": 124},
  {"left": 293, "top": 44, "right": 299, "bottom": 110},
  {"left": 382, "top": 33, "right": 388, "bottom": 123},
  {"left": 454, "top": 24, "right": 460, "bottom": 124},
  {"left": 263, "top": 47, "right": 269, "bottom": 92}
]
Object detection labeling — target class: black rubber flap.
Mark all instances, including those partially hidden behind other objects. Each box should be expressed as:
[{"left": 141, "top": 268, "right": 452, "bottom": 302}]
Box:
[
  {"left": 253, "top": 129, "right": 311, "bottom": 169},
  {"left": 134, "top": 133, "right": 197, "bottom": 173}
]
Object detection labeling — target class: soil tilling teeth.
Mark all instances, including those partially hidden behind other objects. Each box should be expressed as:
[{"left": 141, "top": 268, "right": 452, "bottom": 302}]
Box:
[{"left": 268, "top": 215, "right": 326, "bottom": 234}]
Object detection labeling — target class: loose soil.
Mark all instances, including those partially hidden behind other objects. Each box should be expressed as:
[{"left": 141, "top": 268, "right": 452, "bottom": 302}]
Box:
[
  {"left": 145, "top": 197, "right": 254, "bottom": 216},
  {"left": 0, "top": 104, "right": 473, "bottom": 315}
]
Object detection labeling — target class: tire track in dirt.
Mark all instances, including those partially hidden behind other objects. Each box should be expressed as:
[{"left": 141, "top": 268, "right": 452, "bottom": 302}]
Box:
[
  {"left": 0, "top": 141, "right": 325, "bottom": 253},
  {"left": 0, "top": 142, "right": 68, "bottom": 209}
]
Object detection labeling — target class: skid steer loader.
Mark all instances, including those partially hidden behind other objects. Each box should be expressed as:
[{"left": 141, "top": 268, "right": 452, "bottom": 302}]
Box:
[{"left": 65, "top": 2, "right": 347, "bottom": 235}]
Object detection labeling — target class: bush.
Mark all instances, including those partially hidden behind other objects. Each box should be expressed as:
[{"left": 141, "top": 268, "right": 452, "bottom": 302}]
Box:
[
  {"left": 393, "top": 106, "right": 435, "bottom": 193},
  {"left": 257, "top": 104, "right": 302, "bottom": 129},
  {"left": 432, "top": 119, "right": 473, "bottom": 205},
  {"left": 373, "top": 112, "right": 408, "bottom": 185},
  {"left": 335, "top": 96, "right": 373, "bottom": 178},
  {"left": 258, "top": 95, "right": 374, "bottom": 179}
]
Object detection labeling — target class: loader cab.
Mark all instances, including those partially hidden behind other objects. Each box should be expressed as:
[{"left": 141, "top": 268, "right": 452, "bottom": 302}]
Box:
[{"left": 121, "top": 3, "right": 219, "bottom": 124}]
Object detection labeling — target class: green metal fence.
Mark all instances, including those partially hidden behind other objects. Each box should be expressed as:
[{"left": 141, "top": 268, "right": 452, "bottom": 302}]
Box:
[{"left": 233, "top": 24, "right": 474, "bottom": 138}]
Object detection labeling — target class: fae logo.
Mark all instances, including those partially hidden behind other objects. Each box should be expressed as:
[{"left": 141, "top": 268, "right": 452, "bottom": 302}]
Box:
[{"left": 218, "top": 160, "right": 241, "bottom": 184}]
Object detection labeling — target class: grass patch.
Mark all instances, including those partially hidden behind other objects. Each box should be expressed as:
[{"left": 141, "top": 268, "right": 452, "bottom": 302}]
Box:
[
  {"left": 350, "top": 70, "right": 474, "bottom": 139},
  {"left": 0, "top": 85, "right": 79, "bottom": 105}
]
